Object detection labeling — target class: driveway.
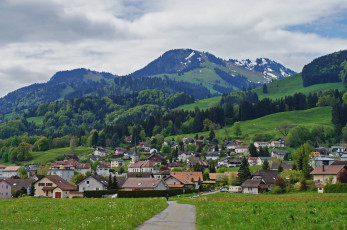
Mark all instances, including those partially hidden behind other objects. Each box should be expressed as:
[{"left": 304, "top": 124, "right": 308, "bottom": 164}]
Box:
[{"left": 135, "top": 201, "right": 196, "bottom": 230}]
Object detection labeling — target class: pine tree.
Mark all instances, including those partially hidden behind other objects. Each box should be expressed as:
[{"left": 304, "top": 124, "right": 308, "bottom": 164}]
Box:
[
  {"left": 278, "top": 164, "right": 283, "bottom": 173},
  {"left": 237, "top": 156, "right": 251, "bottom": 184},
  {"left": 112, "top": 176, "right": 118, "bottom": 189},
  {"left": 262, "top": 84, "right": 268, "bottom": 94},
  {"left": 107, "top": 174, "right": 112, "bottom": 190},
  {"left": 249, "top": 143, "right": 258, "bottom": 157},
  {"left": 92, "top": 131, "right": 99, "bottom": 146},
  {"left": 30, "top": 182, "right": 35, "bottom": 196},
  {"left": 262, "top": 159, "right": 269, "bottom": 170}
]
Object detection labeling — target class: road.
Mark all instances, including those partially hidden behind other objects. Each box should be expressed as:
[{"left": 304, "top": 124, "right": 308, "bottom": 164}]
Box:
[{"left": 135, "top": 201, "right": 197, "bottom": 230}]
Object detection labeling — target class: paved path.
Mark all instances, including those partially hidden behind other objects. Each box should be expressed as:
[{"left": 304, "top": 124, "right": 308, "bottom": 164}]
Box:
[{"left": 135, "top": 201, "right": 196, "bottom": 230}]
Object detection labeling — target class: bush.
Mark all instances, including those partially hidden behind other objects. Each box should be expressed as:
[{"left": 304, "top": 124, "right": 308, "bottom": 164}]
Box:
[
  {"left": 118, "top": 188, "right": 195, "bottom": 198},
  {"left": 325, "top": 184, "right": 347, "bottom": 193},
  {"left": 84, "top": 189, "right": 118, "bottom": 198},
  {"left": 272, "top": 186, "right": 285, "bottom": 194},
  {"left": 274, "top": 177, "right": 286, "bottom": 188}
]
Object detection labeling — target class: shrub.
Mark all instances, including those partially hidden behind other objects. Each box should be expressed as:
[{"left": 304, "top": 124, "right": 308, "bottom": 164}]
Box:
[
  {"left": 84, "top": 189, "right": 118, "bottom": 198},
  {"left": 118, "top": 188, "right": 195, "bottom": 198},
  {"left": 325, "top": 184, "right": 347, "bottom": 193},
  {"left": 294, "top": 182, "right": 301, "bottom": 191},
  {"left": 272, "top": 186, "right": 285, "bottom": 194},
  {"left": 274, "top": 177, "right": 286, "bottom": 188}
]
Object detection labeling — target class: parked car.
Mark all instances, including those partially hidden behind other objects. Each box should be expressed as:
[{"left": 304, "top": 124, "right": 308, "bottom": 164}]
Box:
[{"left": 220, "top": 188, "right": 229, "bottom": 192}]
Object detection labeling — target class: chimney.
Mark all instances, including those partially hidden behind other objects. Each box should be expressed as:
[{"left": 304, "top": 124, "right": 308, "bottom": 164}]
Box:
[{"left": 322, "top": 165, "right": 325, "bottom": 172}]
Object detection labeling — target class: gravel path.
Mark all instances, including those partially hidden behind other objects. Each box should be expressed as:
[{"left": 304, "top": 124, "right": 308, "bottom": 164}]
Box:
[{"left": 135, "top": 201, "right": 196, "bottom": 230}]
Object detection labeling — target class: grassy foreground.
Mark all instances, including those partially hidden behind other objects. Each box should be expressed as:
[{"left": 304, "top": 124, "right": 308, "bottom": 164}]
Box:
[
  {"left": 179, "top": 193, "right": 347, "bottom": 230},
  {"left": 0, "top": 197, "right": 168, "bottom": 230}
]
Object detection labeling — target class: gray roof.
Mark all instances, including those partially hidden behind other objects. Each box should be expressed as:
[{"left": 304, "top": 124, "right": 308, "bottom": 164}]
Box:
[
  {"left": 5, "top": 179, "right": 34, "bottom": 190},
  {"left": 241, "top": 179, "right": 262, "bottom": 188},
  {"left": 252, "top": 170, "right": 279, "bottom": 184}
]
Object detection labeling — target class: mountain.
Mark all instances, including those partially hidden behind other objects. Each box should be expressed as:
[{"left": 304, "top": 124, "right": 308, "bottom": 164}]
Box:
[
  {"left": 125, "top": 49, "right": 296, "bottom": 94},
  {"left": 0, "top": 68, "right": 115, "bottom": 114},
  {"left": 302, "top": 50, "right": 347, "bottom": 87},
  {"left": 0, "top": 49, "right": 296, "bottom": 114}
]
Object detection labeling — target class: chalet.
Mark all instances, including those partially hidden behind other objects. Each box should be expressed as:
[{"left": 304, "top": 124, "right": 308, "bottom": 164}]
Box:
[
  {"left": 48, "top": 165, "right": 74, "bottom": 181},
  {"left": 0, "top": 179, "right": 11, "bottom": 198},
  {"left": 111, "top": 159, "right": 125, "bottom": 168},
  {"left": 309, "top": 157, "right": 335, "bottom": 168},
  {"left": 310, "top": 165, "right": 346, "bottom": 185},
  {"left": 248, "top": 157, "right": 259, "bottom": 166},
  {"left": 271, "top": 150, "right": 288, "bottom": 159},
  {"left": 122, "top": 178, "right": 168, "bottom": 190},
  {"left": 4, "top": 178, "right": 34, "bottom": 196},
  {"left": 270, "top": 141, "right": 284, "bottom": 148},
  {"left": 187, "top": 157, "right": 208, "bottom": 169},
  {"left": 77, "top": 175, "right": 108, "bottom": 192},
  {"left": 146, "top": 153, "right": 166, "bottom": 165},
  {"left": 235, "top": 146, "right": 249, "bottom": 154},
  {"left": 96, "top": 163, "right": 110, "bottom": 176},
  {"left": 254, "top": 142, "right": 270, "bottom": 148},
  {"left": 34, "top": 175, "right": 79, "bottom": 198},
  {"left": 128, "top": 161, "right": 156, "bottom": 173},
  {"left": 165, "top": 171, "right": 203, "bottom": 189},
  {"left": 241, "top": 179, "right": 266, "bottom": 194},
  {"left": 251, "top": 170, "right": 279, "bottom": 190}
]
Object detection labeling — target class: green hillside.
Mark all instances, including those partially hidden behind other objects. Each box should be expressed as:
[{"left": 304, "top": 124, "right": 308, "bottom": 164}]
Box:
[
  {"left": 177, "top": 97, "right": 221, "bottom": 111},
  {"left": 168, "top": 106, "right": 332, "bottom": 141}
]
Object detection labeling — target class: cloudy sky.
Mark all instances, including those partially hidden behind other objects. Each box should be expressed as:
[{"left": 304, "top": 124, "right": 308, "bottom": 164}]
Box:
[{"left": 1, "top": 0, "right": 347, "bottom": 97}]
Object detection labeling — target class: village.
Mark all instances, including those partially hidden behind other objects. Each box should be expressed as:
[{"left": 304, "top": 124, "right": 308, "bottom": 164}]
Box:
[{"left": 1, "top": 136, "right": 346, "bottom": 199}]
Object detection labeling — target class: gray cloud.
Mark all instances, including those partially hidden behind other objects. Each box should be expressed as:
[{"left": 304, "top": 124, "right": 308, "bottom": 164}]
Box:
[{"left": 1, "top": 0, "right": 347, "bottom": 97}]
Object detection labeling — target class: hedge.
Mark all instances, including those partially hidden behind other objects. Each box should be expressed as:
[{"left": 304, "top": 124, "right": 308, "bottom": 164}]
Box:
[
  {"left": 84, "top": 189, "right": 119, "bottom": 198},
  {"left": 325, "top": 184, "right": 347, "bottom": 193},
  {"left": 117, "top": 188, "right": 196, "bottom": 198}
]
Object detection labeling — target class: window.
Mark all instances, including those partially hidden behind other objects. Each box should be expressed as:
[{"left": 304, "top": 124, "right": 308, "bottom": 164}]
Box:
[
  {"left": 83, "top": 188, "right": 85, "bottom": 191},
  {"left": 46, "top": 183, "right": 53, "bottom": 187},
  {"left": 38, "top": 183, "right": 45, "bottom": 187},
  {"left": 96, "top": 188, "right": 99, "bottom": 190},
  {"left": 248, "top": 187, "right": 252, "bottom": 191},
  {"left": 86, "top": 181, "right": 90, "bottom": 185},
  {"left": 319, "top": 188, "right": 322, "bottom": 190}
]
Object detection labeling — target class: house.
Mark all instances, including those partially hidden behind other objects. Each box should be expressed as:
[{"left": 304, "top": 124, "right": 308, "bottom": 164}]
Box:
[
  {"left": 270, "top": 141, "right": 284, "bottom": 148},
  {"left": 90, "top": 155, "right": 103, "bottom": 163},
  {"left": 194, "top": 140, "right": 204, "bottom": 147},
  {"left": 1, "top": 166, "right": 22, "bottom": 178},
  {"left": 128, "top": 161, "right": 157, "bottom": 173},
  {"left": 126, "top": 172, "right": 153, "bottom": 178},
  {"left": 235, "top": 146, "right": 249, "bottom": 154},
  {"left": 241, "top": 179, "right": 266, "bottom": 194},
  {"left": 271, "top": 162, "right": 292, "bottom": 171},
  {"left": 254, "top": 142, "right": 270, "bottom": 148},
  {"left": 229, "top": 186, "right": 242, "bottom": 193},
  {"left": 331, "top": 146, "right": 345, "bottom": 154},
  {"left": 248, "top": 157, "right": 259, "bottom": 166},
  {"left": 146, "top": 153, "right": 166, "bottom": 165},
  {"left": 177, "top": 152, "right": 195, "bottom": 162},
  {"left": 96, "top": 163, "right": 110, "bottom": 176},
  {"left": 0, "top": 179, "right": 11, "bottom": 198},
  {"left": 311, "top": 147, "right": 329, "bottom": 156},
  {"left": 5, "top": 178, "right": 34, "bottom": 196},
  {"left": 341, "top": 154, "right": 347, "bottom": 161},
  {"left": 257, "top": 157, "right": 272, "bottom": 166},
  {"left": 331, "top": 160, "right": 347, "bottom": 167},
  {"left": 141, "top": 144, "right": 151, "bottom": 152},
  {"left": 228, "top": 159, "right": 241, "bottom": 167},
  {"left": 153, "top": 170, "right": 171, "bottom": 179},
  {"left": 75, "top": 163, "right": 91, "bottom": 175},
  {"left": 310, "top": 165, "right": 347, "bottom": 185},
  {"left": 48, "top": 165, "right": 75, "bottom": 181},
  {"left": 167, "top": 162, "right": 183, "bottom": 169},
  {"left": 94, "top": 147, "right": 109, "bottom": 156},
  {"left": 309, "top": 157, "right": 335, "bottom": 168},
  {"left": 164, "top": 171, "right": 203, "bottom": 189},
  {"left": 187, "top": 157, "right": 209, "bottom": 169},
  {"left": 111, "top": 159, "right": 125, "bottom": 168},
  {"left": 251, "top": 170, "right": 279, "bottom": 190},
  {"left": 77, "top": 175, "right": 108, "bottom": 192},
  {"left": 218, "top": 157, "right": 230, "bottom": 168},
  {"left": 205, "top": 153, "right": 219, "bottom": 161},
  {"left": 0, "top": 164, "right": 7, "bottom": 178},
  {"left": 34, "top": 175, "right": 78, "bottom": 198},
  {"left": 271, "top": 150, "right": 288, "bottom": 159},
  {"left": 122, "top": 178, "right": 168, "bottom": 190},
  {"left": 114, "top": 147, "right": 127, "bottom": 155}
]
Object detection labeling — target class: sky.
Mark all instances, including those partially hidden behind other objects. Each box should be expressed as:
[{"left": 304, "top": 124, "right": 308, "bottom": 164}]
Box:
[{"left": 1, "top": 0, "right": 347, "bottom": 97}]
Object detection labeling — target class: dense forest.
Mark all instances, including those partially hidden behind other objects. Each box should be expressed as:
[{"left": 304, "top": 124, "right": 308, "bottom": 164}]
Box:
[{"left": 302, "top": 50, "right": 347, "bottom": 87}]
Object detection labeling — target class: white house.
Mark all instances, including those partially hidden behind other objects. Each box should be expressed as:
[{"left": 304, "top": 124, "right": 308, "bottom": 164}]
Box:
[
  {"left": 206, "top": 153, "right": 219, "bottom": 161},
  {"left": 2, "top": 166, "right": 23, "bottom": 179},
  {"left": 331, "top": 146, "right": 345, "bottom": 154},
  {"left": 111, "top": 159, "right": 125, "bottom": 168},
  {"left": 48, "top": 166, "right": 75, "bottom": 181},
  {"left": 309, "top": 157, "right": 336, "bottom": 168},
  {"left": 77, "top": 175, "right": 108, "bottom": 192},
  {"left": 122, "top": 178, "right": 168, "bottom": 190},
  {"left": 94, "top": 147, "right": 109, "bottom": 156},
  {"left": 0, "top": 179, "right": 11, "bottom": 198},
  {"left": 254, "top": 142, "right": 270, "bottom": 148},
  {"left": 270, "top": 141, "right": 285, "bottom": 148},
  {"left": 177, "top": 152, "right": 195, "bottom": 162},
  {"left": 96, "top": 164, "right": 110, "bottom": 176},
  {"left": 128, "top": 161, "right": 157, "bottom": 173},
  {"left": 235, "top": 146, "right": 249, "bottom": 154}
]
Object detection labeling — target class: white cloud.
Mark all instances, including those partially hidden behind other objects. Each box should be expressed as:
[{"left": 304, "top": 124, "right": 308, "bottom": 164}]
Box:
[{"left": 1, "top": 0, "right": 347, "bottom": 97}]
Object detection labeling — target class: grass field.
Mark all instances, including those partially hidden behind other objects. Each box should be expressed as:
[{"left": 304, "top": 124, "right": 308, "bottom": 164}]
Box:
[
  {"left": 0, "top": 197, "right": 168, "bottom": 230},
  {"left": 167, "top": 106, "right": 333, "bottom": 142},
  {"left": 179, "top": 192, "right": 347, "bottom": 230},
  {"left": 177, "top": 97, "right": 220, "bottom": 111},
  {"left": 27, "top": 116, "right": 44, "bottom": 125}
]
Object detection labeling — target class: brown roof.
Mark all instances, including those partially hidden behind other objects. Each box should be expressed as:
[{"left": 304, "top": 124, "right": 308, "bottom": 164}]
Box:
[
  {"left": 37, "top": 175, "right": 77, "bottom": 191},
  {"left": 5, "top": 179, "right": 34, "bottom": 190},
  {"left": 169, "top": 171, "right": 203, "bottom": 184},
  {"left": 241, "top": 179, "right": 263, "bottom": 187},
  {"left": 310, "top": 165, "right": 346, "bottom": 175},
  {"left": 3, "top": 166, "right": 21, "bottom": 171},
  {"left": 0, "top": 164, "right": 7, "bottom": 168},
  {"left": 129, "top": 161, "right": 156, "bottom": 168},
  {"left": 76, "top": 163, "right": 91, "bottom": 169},
  {"left": 115, "top": 176, "right": 127, "bottom": 188},
  {"left": 126, "top": 172, "right": 153, "bottom": 178},
  {"left": 122, "top": 178, "right": 165, "bottom": 189}
]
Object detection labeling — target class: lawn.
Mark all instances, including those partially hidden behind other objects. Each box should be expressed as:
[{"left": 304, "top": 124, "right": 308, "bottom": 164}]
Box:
[
  {"left": 179, "top": 192, "right": 347, "bottom": 230},
  {"left": 0, "top": 197, "right": 168, "bottom": 230},
  {"left": 167, "top": 106, "right": 333, "bottom": 142}
]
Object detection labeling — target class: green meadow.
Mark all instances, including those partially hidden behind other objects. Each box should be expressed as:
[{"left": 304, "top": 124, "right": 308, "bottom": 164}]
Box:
[
  {"left": 180, "top": 192, "right": 347, "bottom": 230},
  {"left": 0, "top": 197, "right": 168, "bottom": 230}
]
